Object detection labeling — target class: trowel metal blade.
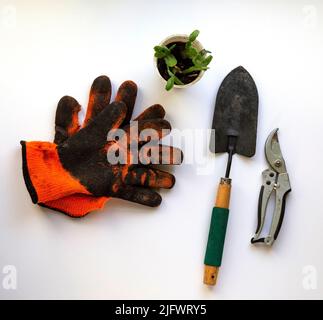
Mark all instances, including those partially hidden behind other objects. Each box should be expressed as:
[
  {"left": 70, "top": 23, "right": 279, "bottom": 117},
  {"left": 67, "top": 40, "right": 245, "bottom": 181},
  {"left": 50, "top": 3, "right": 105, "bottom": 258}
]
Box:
[{"left": 210, "top": 66, "right": 259, "bottom": 157}]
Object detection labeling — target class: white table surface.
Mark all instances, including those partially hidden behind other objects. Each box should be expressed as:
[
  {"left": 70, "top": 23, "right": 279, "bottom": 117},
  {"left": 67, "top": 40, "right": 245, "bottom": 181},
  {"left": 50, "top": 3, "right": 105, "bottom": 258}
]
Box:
[{"left": 0, "top": 0, "right": 323, "bottom": 299}]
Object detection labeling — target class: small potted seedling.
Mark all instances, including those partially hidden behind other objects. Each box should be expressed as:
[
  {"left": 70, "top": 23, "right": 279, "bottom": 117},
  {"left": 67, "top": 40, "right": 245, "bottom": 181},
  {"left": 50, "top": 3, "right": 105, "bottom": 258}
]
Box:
[{"left": 154, "top": 30, "right": 213, "bottom": 91}]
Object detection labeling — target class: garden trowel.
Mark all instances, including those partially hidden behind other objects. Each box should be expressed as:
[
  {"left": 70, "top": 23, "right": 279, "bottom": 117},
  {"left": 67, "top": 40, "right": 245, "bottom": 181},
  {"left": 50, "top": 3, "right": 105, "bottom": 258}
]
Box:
[{"left": 204, "top": 66, "right": 258, "bottom": 285}]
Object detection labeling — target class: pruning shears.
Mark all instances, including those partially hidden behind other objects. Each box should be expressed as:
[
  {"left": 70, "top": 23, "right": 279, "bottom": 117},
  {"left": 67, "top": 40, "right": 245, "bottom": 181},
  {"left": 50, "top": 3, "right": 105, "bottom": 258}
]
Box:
[{"left": 251, "top": 128, "right": 291, "bottom": 246}]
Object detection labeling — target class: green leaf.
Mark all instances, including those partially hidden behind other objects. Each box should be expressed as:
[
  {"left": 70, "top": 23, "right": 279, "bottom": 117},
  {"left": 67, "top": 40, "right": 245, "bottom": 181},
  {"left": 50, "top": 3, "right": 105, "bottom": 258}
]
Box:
[
  {"left": 193, "top": 52, "right": 204, "bottom": 66},
  {"left": 154, "top": 45, "right": 169, "bottom": 53},
  {"left": 166, "top": 76, "right": 175, "bottom": 91},
  {"left": 165, "top": 54, "right": 177, "bottom": 67},
  {"left": 189, "top": 30, "right": 200, "bottom": 42},
  {"left": 182, "top": 66, "right": 208, "bottom": 74},
  {"left": 185, "top": 46, "right": 198, "bottom": 59},
  {"left": 182, "top": 66, "right": 199, "bottom": 74},
  {"left": 168, "top": 44, "right": 176, "bottom": 51},
  {"left": 154, "top": 51, "right": 165, "bottom": 58},
  {"left": 154, "top": 45, "right": 170, "bottom": 58},
  {"left": 201, "top": 55, "right": 213, "bottom": 67},
  {"left": 167, "top": 68, "right": 174, "bottom": 77}
]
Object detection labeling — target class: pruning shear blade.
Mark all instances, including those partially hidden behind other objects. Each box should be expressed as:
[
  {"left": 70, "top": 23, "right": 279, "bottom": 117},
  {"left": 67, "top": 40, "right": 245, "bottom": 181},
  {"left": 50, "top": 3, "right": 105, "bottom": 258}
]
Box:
[{"left": 251, "top": 128, "right": 291, "bottom": 246}]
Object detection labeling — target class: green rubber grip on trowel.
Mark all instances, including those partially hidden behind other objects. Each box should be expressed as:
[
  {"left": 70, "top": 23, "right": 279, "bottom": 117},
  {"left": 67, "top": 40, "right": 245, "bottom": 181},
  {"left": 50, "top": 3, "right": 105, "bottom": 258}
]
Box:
[{"left": 204, "top": 207, "right": 229, "bottom": 267}]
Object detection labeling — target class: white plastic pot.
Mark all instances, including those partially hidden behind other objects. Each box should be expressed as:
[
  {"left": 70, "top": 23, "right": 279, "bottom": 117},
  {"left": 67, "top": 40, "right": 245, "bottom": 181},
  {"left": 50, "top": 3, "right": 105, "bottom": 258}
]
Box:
[{"left": 154, "top": 34, "right": 205, "bottom": 89}]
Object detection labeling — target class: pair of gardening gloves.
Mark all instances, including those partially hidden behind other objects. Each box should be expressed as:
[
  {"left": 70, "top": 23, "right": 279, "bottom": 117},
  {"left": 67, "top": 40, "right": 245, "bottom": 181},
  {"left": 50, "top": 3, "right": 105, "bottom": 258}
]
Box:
[{"left": 21, "top": 76, "right": 183, "bottom": 217}]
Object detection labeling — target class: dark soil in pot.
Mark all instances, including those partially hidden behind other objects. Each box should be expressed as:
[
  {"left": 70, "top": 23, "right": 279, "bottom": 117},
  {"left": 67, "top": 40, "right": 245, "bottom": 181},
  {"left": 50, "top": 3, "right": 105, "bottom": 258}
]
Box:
[{"left": 157, "top": 42, "right": 201, "bottom": 85}]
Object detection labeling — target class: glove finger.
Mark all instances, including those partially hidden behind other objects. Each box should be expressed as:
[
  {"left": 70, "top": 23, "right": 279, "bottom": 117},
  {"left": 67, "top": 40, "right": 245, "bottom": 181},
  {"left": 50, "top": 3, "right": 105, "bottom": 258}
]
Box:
[
  {"left": 111, "top": 119, "right": 171, "bottom": 155},
  {"left": 72, "top": 101, "right": 127, "bottom": 150},
  {"left": 134, "top": 104, "right": 165, "bottom": 121},
  {"left": 138, "top": 118, "right": 171, "bottom": 136},
  {"left": 116, "top": 185, "right": 162, "bottom": 207},
  {"left": 115, "top": 80, "right": 138, "bottom": 126},
  {"left": 83, "top": 75, "right": 112, "bottom": 127},
  {"left": 139, "top": 145, "right": 183, "bottom": 165},
  {"left": 54, "top": 96, "right": 81, "bottom": 144},
  {"left": 123, "top": 118, "right": 171, "bottom": 141},
  {"left": 133, "top": 105, "right": 166, "bottom": 150},
  {"left": 125, "top": 167, "right": 175, "bottom": 189}
]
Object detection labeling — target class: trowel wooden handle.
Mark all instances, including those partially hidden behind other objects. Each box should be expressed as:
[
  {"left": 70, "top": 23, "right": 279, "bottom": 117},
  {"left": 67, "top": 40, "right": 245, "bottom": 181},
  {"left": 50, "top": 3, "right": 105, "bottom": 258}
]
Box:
[{"left": 204, "top": 178, "right": 231, "bottom": 286}]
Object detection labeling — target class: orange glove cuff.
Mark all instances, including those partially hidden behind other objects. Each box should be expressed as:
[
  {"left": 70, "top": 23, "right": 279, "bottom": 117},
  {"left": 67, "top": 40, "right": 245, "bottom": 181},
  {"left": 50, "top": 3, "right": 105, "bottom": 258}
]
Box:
[
  {"left": 21, "top": 141, "right": 90, "bottom": 203},
  {"left": 42, "top": 195, "right": 110, "bottom": 218}
]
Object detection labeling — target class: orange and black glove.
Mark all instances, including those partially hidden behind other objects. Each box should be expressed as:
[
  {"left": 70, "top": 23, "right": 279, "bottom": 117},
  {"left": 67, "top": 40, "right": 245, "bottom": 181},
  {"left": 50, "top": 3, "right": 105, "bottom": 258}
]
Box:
[
  {"left": 41, "top": 76, "right": 169, "bottom": 217},
  {"left": 40, "top": 76, "right": 138, "bottom": 216},
  {"left": 21, "top": 76, "right": 183, "bottom": 217}
]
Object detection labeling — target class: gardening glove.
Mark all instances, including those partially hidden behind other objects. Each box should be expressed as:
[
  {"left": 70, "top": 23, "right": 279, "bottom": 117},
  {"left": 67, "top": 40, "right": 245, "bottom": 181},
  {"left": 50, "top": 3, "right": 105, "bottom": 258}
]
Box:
[
  {"left": 43, "top": 76, "right": 173, "bottom": 217},
  {"left": 21, "top": 76, "right": 183, "bottom": 216},
  {"left": 41, "top": 76, "right": 138, "bottom": 216}
]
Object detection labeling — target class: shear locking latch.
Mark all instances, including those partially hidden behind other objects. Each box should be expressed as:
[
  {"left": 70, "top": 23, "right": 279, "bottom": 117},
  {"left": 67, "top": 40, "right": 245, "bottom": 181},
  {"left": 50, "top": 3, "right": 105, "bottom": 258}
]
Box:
[{"left": 251, "top": 128, "right": 291, "bottom": 246}]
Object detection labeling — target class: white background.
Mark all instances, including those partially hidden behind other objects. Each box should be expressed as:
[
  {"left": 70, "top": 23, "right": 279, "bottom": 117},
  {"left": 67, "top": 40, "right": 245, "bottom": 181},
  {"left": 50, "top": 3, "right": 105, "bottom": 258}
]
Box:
[{"left": 0, "top": 0, "right": 322, "bottom": 299}]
